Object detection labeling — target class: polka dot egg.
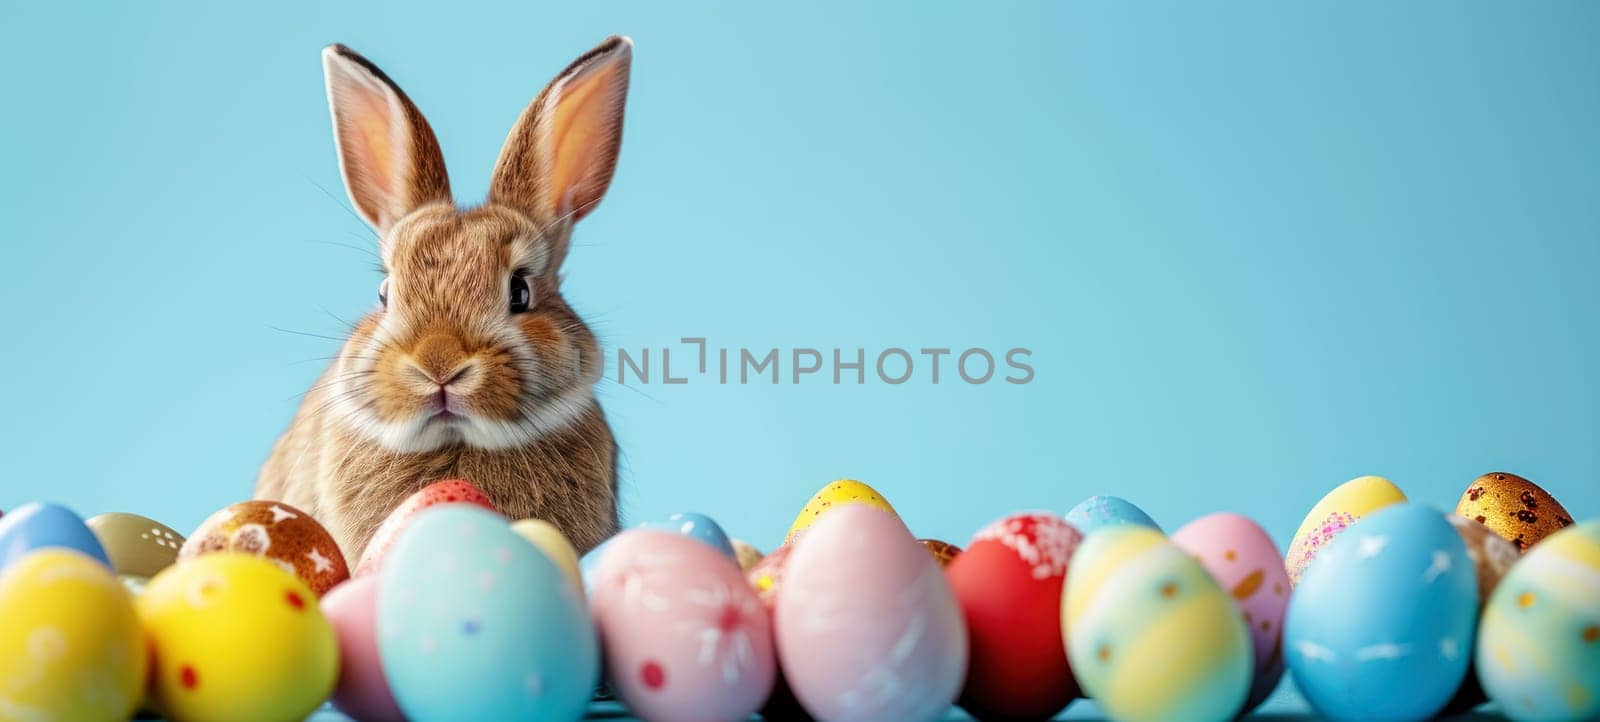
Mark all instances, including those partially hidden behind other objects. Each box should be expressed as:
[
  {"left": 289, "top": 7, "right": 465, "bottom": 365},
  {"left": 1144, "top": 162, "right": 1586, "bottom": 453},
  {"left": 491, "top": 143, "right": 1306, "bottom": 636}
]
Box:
[
  {"left": 137, "top": 552, "right": 338, "bottom": 722},
  {"left": 377, "top": 504, "right": 597, "bottom": 721},
  {"left": 1063, "top": 525, "right": 1252, "bottom": 722},
  {"left": 1476, "top": 519, "right": 1600, "bottom": 721}
]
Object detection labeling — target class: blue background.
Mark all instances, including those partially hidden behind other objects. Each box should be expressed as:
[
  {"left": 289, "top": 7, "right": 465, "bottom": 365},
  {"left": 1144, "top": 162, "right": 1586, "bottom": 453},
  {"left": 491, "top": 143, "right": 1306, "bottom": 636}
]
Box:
[{"left": 2, "top": 1, "right": 1596, "bottom": 558}]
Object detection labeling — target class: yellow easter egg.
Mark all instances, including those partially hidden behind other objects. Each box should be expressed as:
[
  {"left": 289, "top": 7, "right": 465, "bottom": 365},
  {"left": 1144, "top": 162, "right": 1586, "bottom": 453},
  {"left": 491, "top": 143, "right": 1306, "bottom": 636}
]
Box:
[
  {"left": 786, "top": 478, "right": 898, "bottom": 544},
  {"left": 511, "top": 518, "right": 583, "bottom": 592},
  {"left": 0, "top": 549, "right": 146, "bottom": 722},
  {"left": 1284, "top": 475, "right": 1407, "bottom": 585},
  {"left": 137, "top": 553, "right": 337, "bottom": 722},
  {"left": 1063, "top": 526, "right": 1252, "bottom": 722}
]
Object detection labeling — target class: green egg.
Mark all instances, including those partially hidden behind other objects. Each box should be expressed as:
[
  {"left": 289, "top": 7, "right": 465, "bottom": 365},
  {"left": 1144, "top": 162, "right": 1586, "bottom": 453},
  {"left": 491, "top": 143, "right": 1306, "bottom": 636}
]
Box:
[{"left": 87, "top": 512, "right": 185, "bottom": 578}]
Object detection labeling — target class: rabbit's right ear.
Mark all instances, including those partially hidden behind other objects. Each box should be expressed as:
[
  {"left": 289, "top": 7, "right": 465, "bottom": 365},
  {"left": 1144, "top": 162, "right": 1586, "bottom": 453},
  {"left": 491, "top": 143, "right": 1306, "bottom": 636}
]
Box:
[{"left": 322, "top": 44, "right": 452, "bottom": 239}]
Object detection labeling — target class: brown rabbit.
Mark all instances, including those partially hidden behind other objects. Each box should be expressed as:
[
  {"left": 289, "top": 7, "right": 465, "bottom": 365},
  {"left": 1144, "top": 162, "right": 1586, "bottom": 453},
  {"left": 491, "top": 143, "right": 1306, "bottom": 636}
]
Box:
[{"left": 256, "top": 36, "right": 631, "bottom": 561}]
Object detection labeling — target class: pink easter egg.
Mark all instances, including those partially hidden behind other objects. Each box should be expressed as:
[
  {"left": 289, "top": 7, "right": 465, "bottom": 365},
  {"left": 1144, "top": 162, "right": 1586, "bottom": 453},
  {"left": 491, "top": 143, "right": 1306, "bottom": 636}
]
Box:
[
  {"left": 775, "top": 505, "right": 968, "bottom": 722},
  {"left": 320, "top": 575, "right": 404, "bottom": 721},
  {"left": 1171, "top": 512, "right": 1290, "bottom": 714},
  {"left": 590, "top": 529, "right": 776, "bottom": 722},
  {"left": 355, "top": 479, "right": 496, "bottom": 575}
]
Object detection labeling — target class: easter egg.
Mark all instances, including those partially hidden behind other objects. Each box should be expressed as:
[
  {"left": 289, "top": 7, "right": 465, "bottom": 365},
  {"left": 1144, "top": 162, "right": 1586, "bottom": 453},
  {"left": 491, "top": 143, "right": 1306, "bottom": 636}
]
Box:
[
  {"left": 355, "top": 479, "right": 496, "bottom": 575},
  {"left": 776, "top": 504, "right": 967, "bottom": 722},
  {"left": 1455, "top": 471, "right": 1575, "bottom": 552},
  {"left": 0, "top": 548, "right": 146, "bottom": 721},
  {"left": 748, "top": 542, "right": 794, "bottom": 608},
  {"left": 947, "top": 511, "right": 1083, "bottom": 720},
  {"left": 180, "top": 500, "right": 349, "bottom": 596},
  {"left": 1285, "top": 503, "right": 1477, "bottom": 721},
  {"left": 1064, "top": 495, "right": 1160, "bottom": 535},
  {"left": 1476, "top": 520, "right": 1600, "bottom": 721},
  {"left": 1285, "top": 475, "right": 1406, "bottom": 585},
  {"left": 321, "top": 575, "right": 403, "bottom": 722},
  {"left": 0, "top": 502, "right": 111, "bottom": 572},
  {"left": 731, "top": 538, "right": 764, "bottom": 572},
  {"left": 918, "top": 538, "right": 962, "bottom": 568},
  {"left": 120, "top": 574, "right": 149, "bottom": 596},
  {"left": 1064, "top": 526, "right": 1251, "bottom": 722},
  {"left": 785, "top": 478, "right": 897, "bottom": 544},
  {"left": 590, "top": 529, "right": 777, "bottom": 721},
  {"left": 511, "top": 518, "right": 584, "bottom": 592},
  {"left": 1441, "top": 514, "right": 1522, "bottom": 713},
  {"left": 88, "top": 511, "right": 185, "bottom": 578},
  {"left": 139, "top": 553, "right": 338, "bottom": 722},
  {"left": 1171, "top": 512, "right": 1290, "bottom": 714},
  {"left": 639, "top": 511, "right": 737, "bottom": 560},
  {"left": 378, "top": 505, "right": 596, "bottom": 721}
]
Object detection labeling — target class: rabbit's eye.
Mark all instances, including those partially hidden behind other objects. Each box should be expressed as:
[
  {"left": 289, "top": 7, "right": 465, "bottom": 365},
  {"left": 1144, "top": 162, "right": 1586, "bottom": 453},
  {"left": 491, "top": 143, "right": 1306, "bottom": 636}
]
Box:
[
  {"left": 509, "top": 274, "right": 532, "bottom": 314},
  {"left": 378, "top": 277, "right": 390, "bottom": 308}
]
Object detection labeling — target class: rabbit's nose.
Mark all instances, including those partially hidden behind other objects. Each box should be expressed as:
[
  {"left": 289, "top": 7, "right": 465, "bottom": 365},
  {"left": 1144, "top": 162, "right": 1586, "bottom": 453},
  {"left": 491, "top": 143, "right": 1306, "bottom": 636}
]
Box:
[{"left": 405, "top": 332, "right": 474, "bottom": 387}]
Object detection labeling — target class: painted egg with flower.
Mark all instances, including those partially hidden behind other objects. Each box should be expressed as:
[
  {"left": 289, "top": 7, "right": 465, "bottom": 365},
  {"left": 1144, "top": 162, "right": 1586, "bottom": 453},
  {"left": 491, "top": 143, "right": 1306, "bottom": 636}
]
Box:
[
  {"left": 1285, "top": 503, "right": 1477, "bottom": 721},
  {"left": 1172, "top": 512, "right": 1290, "bottom": 714},
  {"left": 356, "top": 479, "right": 498, "bottom": 575},
  {"left": 0, "top": 502, "right": 111, "bottom": 572},
  {"left": 1476, "top": 520, "right": 1600, "bottom": 721},
  {"left": 785, "top": 478, "right": 897, "bottom": 544},
  {"left": 378, "top": 505, "right": 596, "bottom": 721},
  {"left": 589, "top": 529, "right": 776, "bottom": 721},
  {"left": 1064, "top": 495, "right": 1159, "bottom": 535},
  {"left": 180, "top": 500, "right": 350, "bottom": 596},
  {"left": 1285, "top": 475, "right": 1406, "bottom": 585},
  {"left": 1455, "top": 471, "right": 1575, "bottom": 552},
  {"left": 0, "top": 548, "right": 146, "bottom": 722},
  {"left": 947, "top": 511, "right": 1083, "bottom": 720},
  {"left": 1064, "top": 526, "right": 1252, "bottom": 722},
  {"left": 776, "top": 504, "right": 967, "bottom": 722},
  {"left": 139, "top": 552, "right": 339, "bottom": 722}
]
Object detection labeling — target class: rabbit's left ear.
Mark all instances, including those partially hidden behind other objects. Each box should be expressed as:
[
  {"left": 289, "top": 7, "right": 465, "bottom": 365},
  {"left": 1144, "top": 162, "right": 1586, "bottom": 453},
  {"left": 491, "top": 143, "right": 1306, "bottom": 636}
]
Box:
[{"left": 489, "top": 36, "right": 632, "bottom": 241}]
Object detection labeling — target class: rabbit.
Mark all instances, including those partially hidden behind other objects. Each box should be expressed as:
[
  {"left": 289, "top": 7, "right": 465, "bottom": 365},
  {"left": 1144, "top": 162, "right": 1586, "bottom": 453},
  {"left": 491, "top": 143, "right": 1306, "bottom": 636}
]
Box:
[{"left": 255, "top": 36, "right": 632, "bottom": 562}]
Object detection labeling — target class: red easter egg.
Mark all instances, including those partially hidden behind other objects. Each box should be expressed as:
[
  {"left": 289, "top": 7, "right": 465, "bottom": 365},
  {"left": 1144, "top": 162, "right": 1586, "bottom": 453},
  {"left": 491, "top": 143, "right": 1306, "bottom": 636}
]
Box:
[
  {"left": 946, "top": 511, "right": 1084, "bottom": 720},
  {"left": 355, "top": 480, "right": 496, "bottom": 575}
]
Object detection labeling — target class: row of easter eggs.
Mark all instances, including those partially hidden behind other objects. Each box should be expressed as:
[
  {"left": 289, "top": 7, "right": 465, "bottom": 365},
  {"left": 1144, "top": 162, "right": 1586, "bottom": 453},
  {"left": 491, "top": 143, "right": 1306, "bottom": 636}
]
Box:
[{"left": 1, "top": 471, "right": 1596, "bottom": 722}]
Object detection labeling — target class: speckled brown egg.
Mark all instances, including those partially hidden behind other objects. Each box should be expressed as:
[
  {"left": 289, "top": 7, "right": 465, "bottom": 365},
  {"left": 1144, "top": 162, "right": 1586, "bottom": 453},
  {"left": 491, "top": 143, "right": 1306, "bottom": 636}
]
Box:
[
  {"left": 179, "top": 500, "right": 350, "bottom": 596},
  {"left": 1454, "top": 472, "right": 1574, "bottom": 552},
  {"left": 730, "top": 538, "right": 765, "bottom": 572},
  {"left": 87, "top": 512, "right": 186, "bottom": 578},
  {"left": 919, "top": 538, "right": 963, "bottom": 568}
]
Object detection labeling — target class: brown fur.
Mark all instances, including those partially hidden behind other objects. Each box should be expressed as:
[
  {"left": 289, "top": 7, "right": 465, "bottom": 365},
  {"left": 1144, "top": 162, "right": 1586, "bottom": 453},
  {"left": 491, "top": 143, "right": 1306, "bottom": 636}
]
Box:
[{"left": 256, "top": 37, "right": 633, "bottom": 561}]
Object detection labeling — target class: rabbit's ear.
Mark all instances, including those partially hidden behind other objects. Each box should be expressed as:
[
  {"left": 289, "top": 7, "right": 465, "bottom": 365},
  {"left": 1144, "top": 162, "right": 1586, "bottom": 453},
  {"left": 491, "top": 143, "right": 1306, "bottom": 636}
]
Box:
[
  {"left": 322, "top": 44, "right": 452, "bottom": 238},
  {"left": 488, "top": 36, "right": 631, "bottom": 236}
]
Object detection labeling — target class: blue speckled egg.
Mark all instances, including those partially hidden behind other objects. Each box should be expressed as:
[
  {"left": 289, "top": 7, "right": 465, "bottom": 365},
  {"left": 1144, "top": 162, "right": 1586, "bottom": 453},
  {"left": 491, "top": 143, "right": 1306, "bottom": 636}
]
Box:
[
  {"left": 1286, "top": 503, "right": 1478, "bottom": 721},
  {"left": 1065, "top": 496, "right": 1160, "bottom": 535},
  {"left": 378, "top": 505, "right": 598, "bottom": 721},
  {"left": 0, "top": 502, "right": 110, "bottom": 572},
  {"left": 1063, "top": 525, "right": 1251, "bottom": 722},
  {"left": 638, "top": 512, "right": 736, "bottom": 560},
  {"left": 1476, "top": 519, "right": 1600, "bottom": 721}
]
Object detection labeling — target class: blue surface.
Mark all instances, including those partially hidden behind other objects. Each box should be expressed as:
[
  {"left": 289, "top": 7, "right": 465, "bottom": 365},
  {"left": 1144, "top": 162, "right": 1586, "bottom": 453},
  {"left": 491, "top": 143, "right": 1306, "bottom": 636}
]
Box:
[{"left": 1, "top": 2, "right": 1597, "bottom": 556}]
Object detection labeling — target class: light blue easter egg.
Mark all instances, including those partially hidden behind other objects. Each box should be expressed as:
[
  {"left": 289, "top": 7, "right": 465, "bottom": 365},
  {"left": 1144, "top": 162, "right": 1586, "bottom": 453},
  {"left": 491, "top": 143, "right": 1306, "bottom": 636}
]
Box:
[
  {"left": 378, "top": 505, "right": 598, "bottom": 721},
  {"left": 638, "top": 512, "right": 737, "bottom": 560},
  {"left": 1064, "top": 495, "right": 1160, "bottom": 535},
  {"left": 1286, "top": 503, "right": 1478, "bottom": 721},
  {"left": 1476, "top": 520, "right": 1600, "bottom": 721},
  {"left": 0, "top": 502, "right": 111, "bottom": 572}
]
